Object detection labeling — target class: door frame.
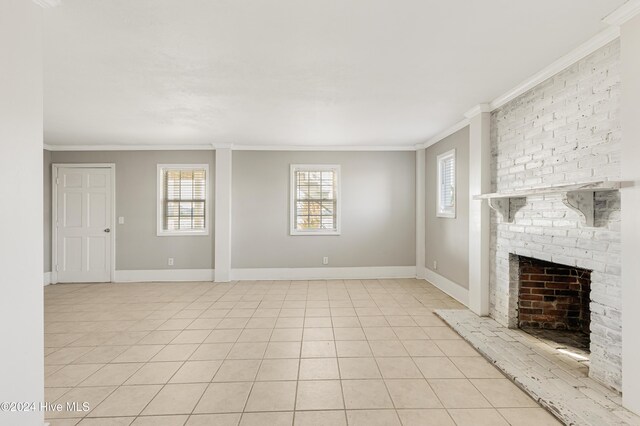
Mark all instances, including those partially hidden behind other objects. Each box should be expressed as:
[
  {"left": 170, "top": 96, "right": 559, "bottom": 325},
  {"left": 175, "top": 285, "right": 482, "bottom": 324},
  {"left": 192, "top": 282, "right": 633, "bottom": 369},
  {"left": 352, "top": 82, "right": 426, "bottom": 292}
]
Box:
[{"left": 51, "top": 163, "right": 116, "bottom": 284}]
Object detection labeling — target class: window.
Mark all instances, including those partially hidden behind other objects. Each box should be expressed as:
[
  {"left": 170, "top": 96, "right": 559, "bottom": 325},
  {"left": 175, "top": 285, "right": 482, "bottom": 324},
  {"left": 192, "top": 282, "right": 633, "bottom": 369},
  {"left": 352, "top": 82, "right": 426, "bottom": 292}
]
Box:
[
  {"left": 290, "top": 164, "right": 341, "bottom": 235},
  {"left": 157, "top": 164, "right": 209, "bottom": 236},
  {"left": 437, "top": 149, "right": 456, "bottom": 218}
]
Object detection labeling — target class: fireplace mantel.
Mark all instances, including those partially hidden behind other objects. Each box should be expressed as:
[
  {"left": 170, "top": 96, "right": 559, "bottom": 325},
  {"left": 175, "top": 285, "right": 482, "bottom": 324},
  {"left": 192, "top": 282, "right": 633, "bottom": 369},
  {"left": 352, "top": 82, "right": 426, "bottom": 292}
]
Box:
[{"left": 474, "top": 180, "right": 626, "bottom": 226}]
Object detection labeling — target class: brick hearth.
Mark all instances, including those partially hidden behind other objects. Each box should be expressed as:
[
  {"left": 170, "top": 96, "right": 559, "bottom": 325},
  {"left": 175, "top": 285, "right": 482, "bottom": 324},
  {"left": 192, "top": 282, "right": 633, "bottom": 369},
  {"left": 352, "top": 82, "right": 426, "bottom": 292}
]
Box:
[{"left": 436, "top": 309, "right": 640, "bottom": 426}]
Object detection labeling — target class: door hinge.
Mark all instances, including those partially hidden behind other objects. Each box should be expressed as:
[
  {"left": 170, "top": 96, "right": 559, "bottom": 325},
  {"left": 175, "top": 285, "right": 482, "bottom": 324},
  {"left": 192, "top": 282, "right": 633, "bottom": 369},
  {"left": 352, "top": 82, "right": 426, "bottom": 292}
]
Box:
[
  {"left": 55, "top": 265, "right": 60, "bottom": 272},
  {"left": 56, "top": 177, "right": 60, "bottom": 185}
]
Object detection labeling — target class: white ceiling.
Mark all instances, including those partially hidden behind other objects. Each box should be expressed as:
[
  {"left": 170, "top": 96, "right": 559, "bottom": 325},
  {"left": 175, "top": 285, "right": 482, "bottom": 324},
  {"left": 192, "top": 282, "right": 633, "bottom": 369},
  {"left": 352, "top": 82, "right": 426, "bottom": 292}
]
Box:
[{"left": 43, "top": 0, "right": 625, "bottom": 148}]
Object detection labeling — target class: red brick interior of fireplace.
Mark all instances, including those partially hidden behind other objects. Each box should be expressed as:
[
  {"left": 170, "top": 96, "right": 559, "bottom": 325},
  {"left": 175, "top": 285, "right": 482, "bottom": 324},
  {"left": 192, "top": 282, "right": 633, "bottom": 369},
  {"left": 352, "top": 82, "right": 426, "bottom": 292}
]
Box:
[{"left": 518, "top": 256, "right": 591, "bottom": 334}]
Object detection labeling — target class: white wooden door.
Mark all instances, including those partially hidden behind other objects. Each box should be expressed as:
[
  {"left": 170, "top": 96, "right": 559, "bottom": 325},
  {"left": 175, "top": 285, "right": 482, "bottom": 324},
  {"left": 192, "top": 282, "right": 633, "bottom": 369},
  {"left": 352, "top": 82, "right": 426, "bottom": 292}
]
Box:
[{"left": 55, "top": 167, "right": 113, "bottom": 283}]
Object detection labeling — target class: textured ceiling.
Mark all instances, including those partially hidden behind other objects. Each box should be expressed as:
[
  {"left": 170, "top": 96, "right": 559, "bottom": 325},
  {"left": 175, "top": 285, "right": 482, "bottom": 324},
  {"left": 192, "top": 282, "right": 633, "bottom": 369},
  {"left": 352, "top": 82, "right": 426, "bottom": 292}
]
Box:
[{"left": 43, "top": 0, "right": 625, "bottom": 147}]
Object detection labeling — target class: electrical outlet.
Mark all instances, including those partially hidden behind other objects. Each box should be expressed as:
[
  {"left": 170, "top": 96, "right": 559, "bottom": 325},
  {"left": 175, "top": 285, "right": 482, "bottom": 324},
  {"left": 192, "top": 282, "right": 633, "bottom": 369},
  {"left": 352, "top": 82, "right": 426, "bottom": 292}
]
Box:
[
  {"left": 168, "top": 258, "right": 174, "bottom": 266},
  {"left": 322, "top": 257, "right": 329, "bottom": 265},
  {"left": 118, "top": 216, "right": 125, "bottom": 224},
  {"left": 433, "top": 260, "right": 437, "bottom": 270}
]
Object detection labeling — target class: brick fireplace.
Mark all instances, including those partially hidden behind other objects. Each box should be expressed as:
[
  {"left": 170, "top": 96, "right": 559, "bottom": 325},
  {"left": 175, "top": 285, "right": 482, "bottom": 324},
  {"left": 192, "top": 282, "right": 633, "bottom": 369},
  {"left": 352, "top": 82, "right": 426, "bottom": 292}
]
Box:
[
  {"left": 517, "top": 256, "right": 591, "bottom": 334},
  {"left": 489, "top": 40, "right": 622, "bottom": 391}
]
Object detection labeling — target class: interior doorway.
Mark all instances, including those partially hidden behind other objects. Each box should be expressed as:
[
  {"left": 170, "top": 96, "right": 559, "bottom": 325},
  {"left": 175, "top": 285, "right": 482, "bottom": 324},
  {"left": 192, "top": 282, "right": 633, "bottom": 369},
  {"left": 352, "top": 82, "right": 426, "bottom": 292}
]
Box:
[{"left": 52, "top": 164, "right": 115, "bottom": 283}]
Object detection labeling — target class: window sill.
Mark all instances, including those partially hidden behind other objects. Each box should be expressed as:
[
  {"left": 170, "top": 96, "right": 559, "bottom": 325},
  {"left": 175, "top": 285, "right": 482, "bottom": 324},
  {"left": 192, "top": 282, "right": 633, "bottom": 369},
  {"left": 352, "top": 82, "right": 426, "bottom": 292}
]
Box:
[
  {"left": 157, "top": 231, "right": 210, "bottom": 237},
  {"left": 436, "top": 212, "right": 456, "bottom": 219},
  {"left": 290, "top": 230, "right": 341, "bottom": 236}
]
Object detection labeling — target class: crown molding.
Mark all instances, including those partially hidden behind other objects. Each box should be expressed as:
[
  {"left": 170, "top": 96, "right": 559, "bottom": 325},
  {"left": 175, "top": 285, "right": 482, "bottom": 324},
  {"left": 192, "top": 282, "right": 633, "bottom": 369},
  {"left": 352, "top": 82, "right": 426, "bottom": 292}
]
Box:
[
  {"left": 489, "top": 25, "right": 620, "bottom": 111},
  {"left": 603, "top": 0, "right": 640, "bottom": 26},
  {"left": 33, "top": 0, "right": 60, "bottom": 8},
  {"left": 43, "top": 143, "right": 416, "bottom": 152},
  {"left": 214, "top": 143, "right": 234, "bottom": 150},
  {"left": 43, "top": 144, "right": 215, "bottom": 151},
  {"left": 230, "top": 144, "right": 415, "bottom": 151},
  {"left": 464, "top": 104, "right": 491, "bottom": 119},
  {"left": 417, "top": 118, "right": 470, "bottom": 150}
]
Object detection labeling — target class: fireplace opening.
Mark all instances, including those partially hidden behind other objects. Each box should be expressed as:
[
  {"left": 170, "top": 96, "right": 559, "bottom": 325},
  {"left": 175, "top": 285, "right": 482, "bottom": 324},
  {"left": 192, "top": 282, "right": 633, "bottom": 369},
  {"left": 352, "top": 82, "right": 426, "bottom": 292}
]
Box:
[{"left": 517, "top": 256, "right": 591, "bottom": 353}]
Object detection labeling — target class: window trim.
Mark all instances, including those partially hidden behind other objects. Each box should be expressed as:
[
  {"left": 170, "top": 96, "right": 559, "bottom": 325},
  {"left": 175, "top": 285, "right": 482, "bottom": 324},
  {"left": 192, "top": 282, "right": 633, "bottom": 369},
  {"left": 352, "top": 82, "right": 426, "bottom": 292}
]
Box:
[
  {"left": 290, "top": 164, "right": 341, "bottom": 236},
  {"left": 157, "top": 164, "right": 210, "bottom": 237},
  {"left": 436, "top": 149, "right": 456, "bottom": 219}
]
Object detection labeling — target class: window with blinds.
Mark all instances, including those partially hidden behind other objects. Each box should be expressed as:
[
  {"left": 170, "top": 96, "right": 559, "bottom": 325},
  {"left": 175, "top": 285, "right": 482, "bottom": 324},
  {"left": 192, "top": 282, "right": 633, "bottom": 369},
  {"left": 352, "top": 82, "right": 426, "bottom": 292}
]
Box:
[
  {"left": 437, "top": 150, "right": 456, "bottom": 218},
  {"left": 157, "top": 164, "right": 209, "bottom": 235},
  {"left": 290, "top": 164, "right": 341, "bottom": 235}
]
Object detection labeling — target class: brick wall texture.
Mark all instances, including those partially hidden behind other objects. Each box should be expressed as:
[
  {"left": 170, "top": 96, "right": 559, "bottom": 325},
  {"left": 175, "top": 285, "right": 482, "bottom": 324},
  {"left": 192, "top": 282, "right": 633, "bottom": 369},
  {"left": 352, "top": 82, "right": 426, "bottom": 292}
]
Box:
[
  {"left": 518, "top": 255, "right": 591, "bottom": 334},
  {"left": 489, "top": 40, "right": 622, "bottom": 390}
]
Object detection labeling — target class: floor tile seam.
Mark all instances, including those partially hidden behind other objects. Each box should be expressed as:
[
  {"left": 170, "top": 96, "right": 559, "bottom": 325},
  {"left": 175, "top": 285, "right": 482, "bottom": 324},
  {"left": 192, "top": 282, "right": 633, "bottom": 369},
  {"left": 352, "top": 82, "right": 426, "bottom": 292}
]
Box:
[
  {"left": 49, "top": 380, "right": 120, "bottom": 422},
  {"left": 237, "top": 352, "right": 267, "bottom": 421},
  {"left": 356, "top": 321, "right": 402, "bottom": 415},
  {"left": 82, "top": 374, "right": 156, "bottom": 420}
]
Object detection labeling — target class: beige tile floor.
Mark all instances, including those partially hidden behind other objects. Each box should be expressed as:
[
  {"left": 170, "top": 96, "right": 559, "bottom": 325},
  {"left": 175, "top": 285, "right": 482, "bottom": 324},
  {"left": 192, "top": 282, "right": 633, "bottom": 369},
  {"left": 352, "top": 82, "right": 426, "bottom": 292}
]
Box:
[{"left": 43, "top": 279, "right": 561, "bottom": 426}]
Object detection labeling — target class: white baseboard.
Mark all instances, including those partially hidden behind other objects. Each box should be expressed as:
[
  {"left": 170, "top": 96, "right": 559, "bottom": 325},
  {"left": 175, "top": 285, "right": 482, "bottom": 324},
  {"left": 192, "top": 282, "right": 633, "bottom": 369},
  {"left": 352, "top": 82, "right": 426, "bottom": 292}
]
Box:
[
  {"left": 231, "top": 266, "right": 416, "bottom": 281},
  {"left": 45, "top": 267, "right": 416, "bottom": 284},
  {"left": 423, "top": 268, "right": 469, "bottom": 306},
  {"left": 416, "top": 265, "right": 426, "bottom": 280},
  {"left": 114, "top": 269, "right": 215, "bottom": 282}
]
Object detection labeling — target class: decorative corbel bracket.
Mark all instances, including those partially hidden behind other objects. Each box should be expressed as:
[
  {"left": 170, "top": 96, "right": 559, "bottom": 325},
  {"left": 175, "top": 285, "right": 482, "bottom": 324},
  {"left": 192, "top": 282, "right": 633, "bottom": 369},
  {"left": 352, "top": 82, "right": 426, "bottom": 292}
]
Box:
[
  {"left": 562, "top": 191, "right": 595, "bottom": 227},
  {"left": 487, "top": 197, "right": 526, "bottom": 223}
]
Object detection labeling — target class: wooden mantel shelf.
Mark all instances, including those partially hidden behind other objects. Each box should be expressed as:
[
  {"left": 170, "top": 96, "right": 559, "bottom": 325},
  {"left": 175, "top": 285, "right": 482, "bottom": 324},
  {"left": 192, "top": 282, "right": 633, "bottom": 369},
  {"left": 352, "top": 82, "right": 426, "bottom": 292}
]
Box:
[{"left": 473, "top": 180, "right": 625, "bottom": 227}]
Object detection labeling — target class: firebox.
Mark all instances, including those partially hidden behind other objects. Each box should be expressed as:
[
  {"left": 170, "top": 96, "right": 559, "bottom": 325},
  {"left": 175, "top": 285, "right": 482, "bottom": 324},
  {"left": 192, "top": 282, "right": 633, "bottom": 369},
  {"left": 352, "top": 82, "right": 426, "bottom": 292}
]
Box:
[{"left": 517, "top": 255, "right": 591, "bottom": 349}]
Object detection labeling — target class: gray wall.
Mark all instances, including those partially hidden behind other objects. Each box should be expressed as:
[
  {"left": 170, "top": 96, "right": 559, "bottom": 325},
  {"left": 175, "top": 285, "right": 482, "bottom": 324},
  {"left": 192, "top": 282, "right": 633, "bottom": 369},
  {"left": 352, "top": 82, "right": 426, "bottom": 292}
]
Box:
[
  {"left": 46, "top": 150, "right": 215, "bottom": 270},
  {"left": 44, "top": 150, "right": 52, "bottom": 273},
  {"left": 425, "top": 126, "right": 469, "bottom": 288},
  {"left": 232, "top": 151, "right": 416, "bottom": 268}
]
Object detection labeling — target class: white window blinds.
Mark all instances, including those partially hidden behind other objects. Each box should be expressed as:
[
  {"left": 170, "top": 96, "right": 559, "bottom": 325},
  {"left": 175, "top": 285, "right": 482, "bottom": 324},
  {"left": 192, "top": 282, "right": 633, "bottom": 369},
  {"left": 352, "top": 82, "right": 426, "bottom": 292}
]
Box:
[
  {"left": 157, "top": 165, "right": 209, "bottom": 235},
  {"left": 290, "top": 165, "right": 341, "bottom": 235},
  {"left": 437, "top": 150, "right": 456, "bottom": 218}
]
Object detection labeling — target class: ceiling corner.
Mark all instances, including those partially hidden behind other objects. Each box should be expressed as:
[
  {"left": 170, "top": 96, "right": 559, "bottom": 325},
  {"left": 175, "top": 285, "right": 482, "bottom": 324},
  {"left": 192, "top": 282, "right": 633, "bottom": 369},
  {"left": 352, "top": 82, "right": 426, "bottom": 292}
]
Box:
[
  {"left": 464, "top": 104, "right": 492, "bottom": 119},
  {"left": 603, "top": 0, "right": 640, "bottom": 26}
]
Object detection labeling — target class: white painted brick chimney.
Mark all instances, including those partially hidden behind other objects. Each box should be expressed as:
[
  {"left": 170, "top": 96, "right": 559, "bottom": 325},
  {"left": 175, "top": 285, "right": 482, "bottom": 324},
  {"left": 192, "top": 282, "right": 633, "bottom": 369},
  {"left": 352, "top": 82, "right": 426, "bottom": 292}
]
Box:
[{"left": 489, "top": 40, "right": 622, "bottom": 390}]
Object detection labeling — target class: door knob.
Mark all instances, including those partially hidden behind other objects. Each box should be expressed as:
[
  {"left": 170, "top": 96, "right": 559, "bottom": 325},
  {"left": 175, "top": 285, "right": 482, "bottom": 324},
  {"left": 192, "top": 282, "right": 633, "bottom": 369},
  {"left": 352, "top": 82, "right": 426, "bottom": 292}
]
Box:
[{"left": 104, "top": 228, "right": 111, "bottom": 233}]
